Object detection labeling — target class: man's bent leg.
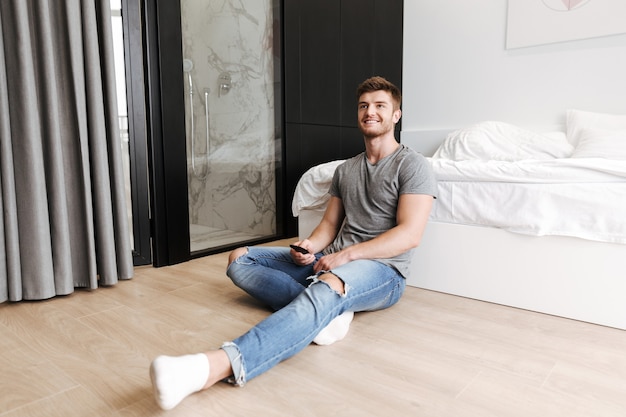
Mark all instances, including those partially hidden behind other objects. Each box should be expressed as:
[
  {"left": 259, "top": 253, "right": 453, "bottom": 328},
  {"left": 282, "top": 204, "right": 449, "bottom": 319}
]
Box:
[{"left": 226, "top": 246, "right": 319, "bottom": 310}]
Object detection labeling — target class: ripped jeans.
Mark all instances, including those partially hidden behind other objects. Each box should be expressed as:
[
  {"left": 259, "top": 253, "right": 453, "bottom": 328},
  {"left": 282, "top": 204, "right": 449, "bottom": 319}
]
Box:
[{"left": 223, "top": 246, "right": 406, "bottom": 386}]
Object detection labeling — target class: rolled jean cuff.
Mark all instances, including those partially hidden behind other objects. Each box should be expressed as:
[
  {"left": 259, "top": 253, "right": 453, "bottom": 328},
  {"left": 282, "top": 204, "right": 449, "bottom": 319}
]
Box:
[{"left": 221, "top": 342, "right": 246, "bottom": 387}]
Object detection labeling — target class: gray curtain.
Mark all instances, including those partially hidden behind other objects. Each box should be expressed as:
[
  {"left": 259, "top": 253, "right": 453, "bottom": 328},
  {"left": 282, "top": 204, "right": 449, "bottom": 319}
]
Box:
[{"left": 0, "top": 0, "right": 133, "bottom": 302}]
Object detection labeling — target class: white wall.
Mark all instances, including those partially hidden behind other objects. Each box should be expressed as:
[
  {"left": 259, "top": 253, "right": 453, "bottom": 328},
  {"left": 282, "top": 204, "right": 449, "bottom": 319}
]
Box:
[{"left": 401, "top": 0, "right": 626, "bottom": 155}]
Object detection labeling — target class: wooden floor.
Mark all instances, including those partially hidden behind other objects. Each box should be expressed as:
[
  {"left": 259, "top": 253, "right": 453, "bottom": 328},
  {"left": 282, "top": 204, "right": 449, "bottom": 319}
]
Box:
[{"left": 1, "top": 238, "right": 625, "bottom": 416}]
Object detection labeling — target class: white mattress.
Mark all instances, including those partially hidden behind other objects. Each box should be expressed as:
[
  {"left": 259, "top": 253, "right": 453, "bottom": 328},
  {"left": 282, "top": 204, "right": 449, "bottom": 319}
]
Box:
[{"left": 429, "top": 158, "right": 626, "bottom": 244}]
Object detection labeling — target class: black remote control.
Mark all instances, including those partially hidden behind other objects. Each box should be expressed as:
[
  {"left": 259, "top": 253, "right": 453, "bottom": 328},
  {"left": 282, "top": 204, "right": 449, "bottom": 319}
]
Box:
[{"left": 289, "top": 244, "right": 310, "bottom": 254}]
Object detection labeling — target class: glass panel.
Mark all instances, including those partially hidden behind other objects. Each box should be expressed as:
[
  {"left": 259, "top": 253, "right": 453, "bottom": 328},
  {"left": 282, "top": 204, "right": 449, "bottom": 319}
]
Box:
[
  {"left": 110, "top": 0, "right": 133, "bottom": 249},
  {"left": 180, "top": 0, "right": 281, "bottom": 253}
]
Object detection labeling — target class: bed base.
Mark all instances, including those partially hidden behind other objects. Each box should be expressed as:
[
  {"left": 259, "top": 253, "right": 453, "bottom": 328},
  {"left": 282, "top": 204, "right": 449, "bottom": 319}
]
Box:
[{"left": 411, "top": 222, "right": 626, "bottom": 330}]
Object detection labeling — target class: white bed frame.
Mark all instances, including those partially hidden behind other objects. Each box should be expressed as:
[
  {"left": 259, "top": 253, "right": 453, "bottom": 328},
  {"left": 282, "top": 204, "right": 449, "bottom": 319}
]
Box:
[
  {"left": 296, "top": 129, "right": 626, "bottom": 331},
  {"left": 411, "top": 222, "right": 626, "bottom": 330}
]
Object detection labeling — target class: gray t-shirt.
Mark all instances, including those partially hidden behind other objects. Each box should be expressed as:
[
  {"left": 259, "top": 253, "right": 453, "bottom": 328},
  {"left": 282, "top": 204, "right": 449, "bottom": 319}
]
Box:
[{"left": 323, "top": 144, "right": 437, "bottom": 278}]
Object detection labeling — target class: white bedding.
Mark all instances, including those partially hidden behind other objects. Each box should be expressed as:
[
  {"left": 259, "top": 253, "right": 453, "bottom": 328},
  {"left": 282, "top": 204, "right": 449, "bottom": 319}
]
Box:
[
  {"left": 430, "top": 158, "right": 626, "bottom": 244},
  {"left": 292, "top": 160, "right": 344, "bottom": 216},
  {"left": 429, "top": 117, "right": 626, "bottom": 244}
]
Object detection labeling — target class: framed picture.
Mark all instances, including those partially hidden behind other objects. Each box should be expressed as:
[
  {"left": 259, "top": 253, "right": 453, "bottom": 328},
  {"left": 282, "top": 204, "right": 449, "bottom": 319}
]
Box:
[{"left": 506, "top": 0, "right": 626, "bottom": 49}]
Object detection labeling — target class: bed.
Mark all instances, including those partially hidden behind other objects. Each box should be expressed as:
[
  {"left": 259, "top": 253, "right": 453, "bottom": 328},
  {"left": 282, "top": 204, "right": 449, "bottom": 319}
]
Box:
[{"left": 292, "top": 109, "right": 626, "bottom": 330}]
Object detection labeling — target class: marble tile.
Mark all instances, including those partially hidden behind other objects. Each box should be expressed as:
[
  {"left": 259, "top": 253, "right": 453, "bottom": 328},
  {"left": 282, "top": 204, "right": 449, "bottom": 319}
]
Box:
[{"left": 181, "top": 0, "right": 277, "bottom": 252}]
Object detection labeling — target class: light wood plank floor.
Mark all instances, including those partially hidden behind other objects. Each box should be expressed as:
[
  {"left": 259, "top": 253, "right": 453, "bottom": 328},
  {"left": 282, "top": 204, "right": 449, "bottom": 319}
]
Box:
[{"left": 1, "top": 238, "right": 625, "bottom": 416}]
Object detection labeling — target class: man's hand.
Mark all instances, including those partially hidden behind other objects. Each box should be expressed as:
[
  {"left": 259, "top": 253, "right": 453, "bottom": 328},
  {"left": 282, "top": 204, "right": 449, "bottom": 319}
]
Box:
[
  {"left": 313, "top": 250, "right": 352, "bottom": 273},
  {"left": 290, "top": 239, "right": 316, "bottom": 265}
]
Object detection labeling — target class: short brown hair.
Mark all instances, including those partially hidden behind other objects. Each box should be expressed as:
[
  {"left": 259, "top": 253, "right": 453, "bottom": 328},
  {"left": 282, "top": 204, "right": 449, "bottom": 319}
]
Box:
[{"left": 356, "top": 76, "right": 402, "bottom": 109}]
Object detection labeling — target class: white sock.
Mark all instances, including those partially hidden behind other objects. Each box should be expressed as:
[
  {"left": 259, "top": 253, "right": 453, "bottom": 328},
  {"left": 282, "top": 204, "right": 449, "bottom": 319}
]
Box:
[
  {"left": 313, "top": 311, "right": 354, "bottom": 345},
  {"left": 149, "top": 353, "right": 210, "bottom": 410}
]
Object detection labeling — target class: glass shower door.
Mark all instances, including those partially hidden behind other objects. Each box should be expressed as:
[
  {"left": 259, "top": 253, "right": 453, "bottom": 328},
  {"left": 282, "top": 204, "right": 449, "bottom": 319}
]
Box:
[{"left": 180, "top": 0, "right": 282, "bottom": 253}]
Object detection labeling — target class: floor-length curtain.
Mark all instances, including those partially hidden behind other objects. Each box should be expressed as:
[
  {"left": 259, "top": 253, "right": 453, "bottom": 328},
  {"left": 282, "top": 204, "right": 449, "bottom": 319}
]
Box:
[{"left": 0, "top": 0, "right": 133, "bottom": 302}]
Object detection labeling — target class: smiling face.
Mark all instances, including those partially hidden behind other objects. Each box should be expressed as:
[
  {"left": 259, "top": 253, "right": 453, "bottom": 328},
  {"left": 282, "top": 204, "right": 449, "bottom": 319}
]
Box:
[{"left": 357, "top": 90, "right": 402, "bottom": 139}]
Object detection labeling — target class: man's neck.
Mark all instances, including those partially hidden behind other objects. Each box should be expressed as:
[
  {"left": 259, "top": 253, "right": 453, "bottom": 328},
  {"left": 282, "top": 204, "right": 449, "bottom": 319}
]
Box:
[{"left": 364, "top": 134, "right": 400, "bottom": 164}]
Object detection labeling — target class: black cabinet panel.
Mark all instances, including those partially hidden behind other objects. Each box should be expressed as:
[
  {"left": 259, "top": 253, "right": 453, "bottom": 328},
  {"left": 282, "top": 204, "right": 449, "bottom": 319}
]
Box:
[
  {"left": 299, "top": 0, "right": 342, "bottom": 125},
  {"left": 374, "top": 0, "right": 403, "bottom": 133},
  {"left": 340, "top": 0, "right": 376, "bottom": 127},
  {"left": 284, "top": 0, "right": 301, "bottom": 124},
  {"left": 300, "top": 124, "right": 342, "bottom": 168},
  {"left": 284, "top": 122, "right": 301, "bottom": 236},
  {"left": 285, "top": 123, "right": 302, "bottom": 192},
  {"left": 340, "top": 127, "right": 364, "bottom": 160},
  {"left": 374, "top": 0, "right": 403, "bottom": 81}
]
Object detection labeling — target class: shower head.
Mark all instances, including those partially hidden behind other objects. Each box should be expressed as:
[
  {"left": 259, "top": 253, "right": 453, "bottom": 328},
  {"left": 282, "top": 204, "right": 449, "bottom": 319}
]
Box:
[{"left": 183, "top": 58, "right": 194, "bottom": 72}]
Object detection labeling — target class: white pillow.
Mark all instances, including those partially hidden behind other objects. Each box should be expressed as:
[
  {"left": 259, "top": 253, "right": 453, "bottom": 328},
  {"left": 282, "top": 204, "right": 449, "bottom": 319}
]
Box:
[
  {"left": 566, "top": 109, "right": 626, "bottom": 147},
  {"left": 432, "top": 121, "right": 573, "bottom": 161},
  {"left": 570, "top": 127, "right": 626, "bottom": 159}
]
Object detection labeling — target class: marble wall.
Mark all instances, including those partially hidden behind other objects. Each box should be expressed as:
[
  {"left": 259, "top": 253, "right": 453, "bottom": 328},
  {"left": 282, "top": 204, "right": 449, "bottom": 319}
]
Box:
[{"left": 181, "top": 0, "right": 277, "bottom": 238}]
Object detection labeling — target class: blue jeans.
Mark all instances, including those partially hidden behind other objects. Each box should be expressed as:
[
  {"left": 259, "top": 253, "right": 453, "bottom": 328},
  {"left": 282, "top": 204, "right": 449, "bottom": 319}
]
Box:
[{"left": 223, "top": 246, "right": 406, "bottom": 386}]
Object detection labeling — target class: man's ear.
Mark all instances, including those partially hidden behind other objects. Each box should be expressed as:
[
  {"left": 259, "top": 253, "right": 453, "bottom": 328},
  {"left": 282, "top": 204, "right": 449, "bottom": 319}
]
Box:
[{"left": 393, "top": 109, "right": 402, "bottom": 123}]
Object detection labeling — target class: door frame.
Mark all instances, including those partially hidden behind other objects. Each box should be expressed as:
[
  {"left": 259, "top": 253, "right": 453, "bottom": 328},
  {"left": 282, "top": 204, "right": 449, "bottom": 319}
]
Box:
[
  {"left": 142, "top": 0, "right": 191, "bottom": 267},
  {"left": 122, "top": 0, "right": 190, "bottom": 267},
  {"left": 121, "top": 0, "right": 152, "bottom": 266}
]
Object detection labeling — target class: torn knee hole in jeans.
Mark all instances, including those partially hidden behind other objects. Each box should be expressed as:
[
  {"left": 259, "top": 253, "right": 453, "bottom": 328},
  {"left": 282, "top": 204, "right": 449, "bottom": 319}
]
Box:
[
  {"left": 309, "top": 274, "right": 350, "bottom": 297},
  {"left": 229, "top": 248, "right": 251, "bottom": 266}
]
